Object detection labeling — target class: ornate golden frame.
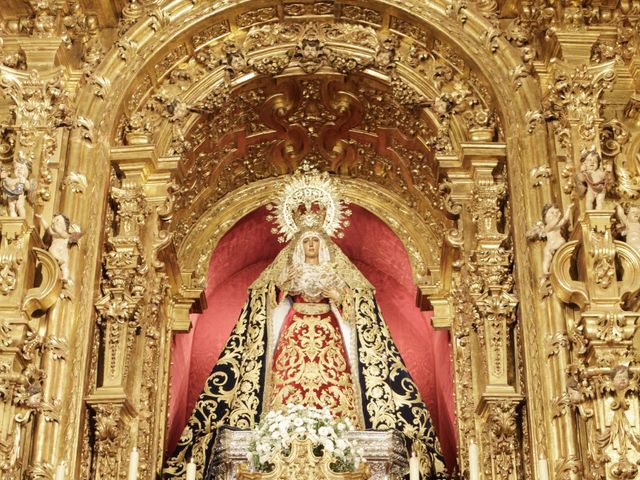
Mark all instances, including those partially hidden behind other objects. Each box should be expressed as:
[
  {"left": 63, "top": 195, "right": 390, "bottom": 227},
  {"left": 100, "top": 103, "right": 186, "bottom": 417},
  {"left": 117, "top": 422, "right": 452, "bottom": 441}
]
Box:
[{"left": 0, "top": 1, "right": 638, "bottom": 479}]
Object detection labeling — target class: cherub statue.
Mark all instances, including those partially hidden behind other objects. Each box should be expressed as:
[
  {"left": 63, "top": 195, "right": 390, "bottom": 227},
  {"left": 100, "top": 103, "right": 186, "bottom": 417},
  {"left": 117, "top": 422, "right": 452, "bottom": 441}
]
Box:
[
  {"left": 293, "top": 29, "right": 328, "bottom": 73},
  {"left": 616, "top": 203, "right": 640, "bottom": 253},
  {"left": 526, "top": 203, "right": 574, "bottom": 279},
  {"left": 610, "top": 364, "right": 630, "bottom": 392},
  {"left": 575, "top": 147, "right": 611, "bottom": 210},
  {"left": 374, "top": 34, "right": 399, "bottom": 70},
  {"left": 221, "top": 39, "right": 248, "bottom": 79},
  {"left": 566, "top": 378, "right": 584, "bottom": 406},
  {"left": 1, "top": 155, "right": 34, "bottom": 217},
  {"left": 36, "top": 213, "right": 83, "bottom": 285}
]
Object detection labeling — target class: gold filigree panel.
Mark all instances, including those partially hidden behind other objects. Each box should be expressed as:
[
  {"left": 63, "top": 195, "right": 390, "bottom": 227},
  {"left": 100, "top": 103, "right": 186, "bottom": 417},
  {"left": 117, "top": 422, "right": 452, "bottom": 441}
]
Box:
[
  {"left": 0, "top": 1, "right": 582, "bottom": 479},
  {"left": 109, "top": 15, "right": 501, "bottom": 159},
  {"left": 168, "top": 75, "right": 446, "bottom": 249}
]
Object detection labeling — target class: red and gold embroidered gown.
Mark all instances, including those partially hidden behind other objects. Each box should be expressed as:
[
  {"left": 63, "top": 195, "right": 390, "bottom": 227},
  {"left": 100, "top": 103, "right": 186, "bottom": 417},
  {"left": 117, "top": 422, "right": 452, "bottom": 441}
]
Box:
[
  {"left": 268, "top": 294, "right": 360, "bottom": 426},
  {"left": 165, "top": 237, "right": 448, "bottom": 479}
]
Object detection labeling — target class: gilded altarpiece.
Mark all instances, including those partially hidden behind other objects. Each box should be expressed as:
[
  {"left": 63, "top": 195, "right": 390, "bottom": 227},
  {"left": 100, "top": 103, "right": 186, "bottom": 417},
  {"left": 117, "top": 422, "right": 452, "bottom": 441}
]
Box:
[{"left": 0, "top": 0, "right": 638, "bottom": 479}]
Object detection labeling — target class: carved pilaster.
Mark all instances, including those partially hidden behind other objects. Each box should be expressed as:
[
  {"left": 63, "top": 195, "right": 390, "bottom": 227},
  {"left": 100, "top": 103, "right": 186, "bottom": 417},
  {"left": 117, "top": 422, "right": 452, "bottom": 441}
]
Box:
[
  {"left": 551, "top": 206, "right": 640, "bottom": 478},
  {"left": 471, "top": 248, "right": 519, "bottom": 390},
  {"left": 467, "top": 153, "right": 518, "bottom": 390},
  {"left": 0, "top": 67, "right": 76, "bottom": 227},
  {"left": 435, "top": 141, "right": 526, "bottom": 478},
  {"left": 86, "top": 145, "right": 178, "bottom": 479},
  {"left": 0, "top": 216, "right": 63, "bottom": 478},
  {"left": 95, "top": 183, "right": 148, "bottom": 388},
  {"left": 478, "top": 397, "right": 524, "bottom": 480},
  {"left": 88, "top": 179, "right": 148, "bottom": 477},
  {"left": 466, "top": 151, "right": 524, "bottom": 478},
  {"left": 86, "top": 399, "right": 135, "bottom": 480}
]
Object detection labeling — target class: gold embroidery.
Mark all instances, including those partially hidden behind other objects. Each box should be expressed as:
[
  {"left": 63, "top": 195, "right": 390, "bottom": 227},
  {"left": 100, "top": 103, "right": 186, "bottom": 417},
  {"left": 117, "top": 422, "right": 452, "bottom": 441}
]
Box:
[
  {"left": 353, "top": 290, "right": 447, "bottom": 476},
  {"left": 227, "top": 290, "right": 268, "bottom": 427},
  {"left": 293, "top": 302, "right": 331, "bottom": 314},
  {"left": 269, "top": 313, "right": 361, "bottom": 427},
  {"left": 166, "top": 249, "right": 445, "bottom": 478},
  {"left": 163, "top": 289, "right": 268, "bottom": 479},
  {"left": 251, "top": 243, "right": 372, "bottom": 291}
]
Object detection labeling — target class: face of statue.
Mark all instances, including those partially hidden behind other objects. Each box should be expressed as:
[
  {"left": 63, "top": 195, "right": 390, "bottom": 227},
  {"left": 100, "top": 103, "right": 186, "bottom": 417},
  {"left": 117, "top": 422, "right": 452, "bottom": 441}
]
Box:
[
  {"left": 302, "top": 235, "right": 320, "bottom": 261},
  {"left": 628, "top": 206, "right": 640, "bottom": 223},
  {"left": 544, "top": 206, "right": 561, "bottom": 225},
  {"left": 613, "top": 367, "right": 630, "bottom": 391},
  {"left": 52, "top": 215, "right": 67, "bottom": 233},
  {"left": 584, "top": 154, "right": 599, "bottom": 172},
  {"left": 567, "top": 385, "right": 582, "bottom": 404},
  {"left": 14, "top": 163, "right": 28, "bottom": 180}
]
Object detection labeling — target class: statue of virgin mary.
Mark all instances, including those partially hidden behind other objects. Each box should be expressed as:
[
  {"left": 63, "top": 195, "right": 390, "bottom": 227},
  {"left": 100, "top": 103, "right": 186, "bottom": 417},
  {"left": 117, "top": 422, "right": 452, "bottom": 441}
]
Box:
[{"left": 163, "top": 172, "right": 447, "bottom": 479}]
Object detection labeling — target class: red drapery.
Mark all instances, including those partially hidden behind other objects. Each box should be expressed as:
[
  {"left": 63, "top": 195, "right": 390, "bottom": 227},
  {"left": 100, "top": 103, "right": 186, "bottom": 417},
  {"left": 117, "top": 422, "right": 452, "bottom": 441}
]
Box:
[{"left": 166, "top": 206, "right": 457, "bottom": 471}]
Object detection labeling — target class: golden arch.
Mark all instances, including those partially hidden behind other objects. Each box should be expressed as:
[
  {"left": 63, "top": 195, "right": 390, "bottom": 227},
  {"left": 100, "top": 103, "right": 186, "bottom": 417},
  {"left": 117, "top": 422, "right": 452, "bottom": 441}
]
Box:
[
  {"left": 178, "top": 176, "right": 442, "bottom": 290},
  {"left": 59, "top": 0, "right": 551, "bottom": 478}
]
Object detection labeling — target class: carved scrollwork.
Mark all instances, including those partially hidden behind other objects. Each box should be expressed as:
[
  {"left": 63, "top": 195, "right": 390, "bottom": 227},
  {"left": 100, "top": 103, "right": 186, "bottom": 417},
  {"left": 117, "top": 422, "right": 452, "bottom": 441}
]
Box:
[
  {"left": 546, "top": 332, "right": 570, "bottom": 357},
  {"left": 22, "top": 247, "right": 61, "bottom": 316},
  {"left": 590, "top": 230, "right": 616, "bottom": 289},
  {"left": 2, "top": 1, "right": 639, "bottom": 480},
  {"left": 550, "top": 240, "right": 590, "bottom": 309},
  {"left": 479, "top": 399, "right": 523, "bottom": 479}
]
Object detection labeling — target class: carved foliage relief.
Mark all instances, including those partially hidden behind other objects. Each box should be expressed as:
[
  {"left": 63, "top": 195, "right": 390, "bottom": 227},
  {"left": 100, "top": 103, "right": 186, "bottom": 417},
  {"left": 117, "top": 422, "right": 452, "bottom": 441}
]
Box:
[{"left": 3, "top": 1, "right": 640, "bottom": 480}]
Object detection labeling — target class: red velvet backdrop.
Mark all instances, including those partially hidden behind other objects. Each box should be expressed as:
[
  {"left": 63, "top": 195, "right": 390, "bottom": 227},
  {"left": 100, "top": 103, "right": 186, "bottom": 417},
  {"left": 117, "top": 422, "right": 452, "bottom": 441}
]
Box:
[{"left": 167, "top": 206, "right": 457, "bottom": 470}]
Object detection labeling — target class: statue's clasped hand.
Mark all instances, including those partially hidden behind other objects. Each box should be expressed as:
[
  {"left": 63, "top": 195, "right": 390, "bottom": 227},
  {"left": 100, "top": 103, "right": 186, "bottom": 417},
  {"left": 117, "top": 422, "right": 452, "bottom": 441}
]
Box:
[
  {"left": 285, "top": 265, "right": 303, "bottom": 284},
  {"left": 321, "top": 286, "right": 342, "bottom": 304}
]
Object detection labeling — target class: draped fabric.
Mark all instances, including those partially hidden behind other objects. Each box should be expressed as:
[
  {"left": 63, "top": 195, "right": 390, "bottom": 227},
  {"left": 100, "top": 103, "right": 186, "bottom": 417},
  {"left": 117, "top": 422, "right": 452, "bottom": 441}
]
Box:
[
  {"left": 163, "top": 283, "right": 448, "bottom": 479},
  {"left": 269, "top": 296, "right": 361, "bottom": 426}
]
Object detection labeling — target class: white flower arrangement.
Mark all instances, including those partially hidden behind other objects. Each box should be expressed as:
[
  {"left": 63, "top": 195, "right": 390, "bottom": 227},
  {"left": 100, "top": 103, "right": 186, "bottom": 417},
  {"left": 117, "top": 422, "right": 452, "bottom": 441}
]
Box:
[{"left": 247, "top": 404, "right": 364, "bottom": 473}]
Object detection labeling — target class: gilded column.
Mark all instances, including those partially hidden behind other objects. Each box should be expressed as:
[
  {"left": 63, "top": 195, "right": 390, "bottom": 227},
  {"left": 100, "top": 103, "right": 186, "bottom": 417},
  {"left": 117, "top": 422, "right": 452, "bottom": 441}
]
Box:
[
  {"left": 534, "top": 24, "right": 640, "bottom": 480},
  {"left": 467, "top": 150, "right": 524, "bottom": 480},
  {"left": 86, "top": 144, "right": 177, "bottom": 479}
]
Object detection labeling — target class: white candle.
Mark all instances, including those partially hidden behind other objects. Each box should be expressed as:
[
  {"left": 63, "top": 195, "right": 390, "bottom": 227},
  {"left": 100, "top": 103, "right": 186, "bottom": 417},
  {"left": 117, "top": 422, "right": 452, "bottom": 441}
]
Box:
[
  {"left": 186, "top": 457, "right": 197, "bottom": 480},
  {"left": 54, "top": 462, "right": 65, "bottom": 480},
  {"left": 469, "top": 440, "right": 479, "bottom": 480},
  {"left": 537, "top": 454, "right": 549, "bottom": 480},
  {"left": 409, "top": 451, "right": 420, "bottom": 480},
  {"left": 128, "top": 447, "right": 139, "bottom": 480}
]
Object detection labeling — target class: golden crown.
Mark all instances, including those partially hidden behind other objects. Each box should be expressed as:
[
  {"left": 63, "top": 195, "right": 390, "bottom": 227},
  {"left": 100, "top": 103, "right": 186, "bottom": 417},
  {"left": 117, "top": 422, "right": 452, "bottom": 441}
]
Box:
[{"left": 267, "top": 170, "right": 351, "bottom": 243}]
